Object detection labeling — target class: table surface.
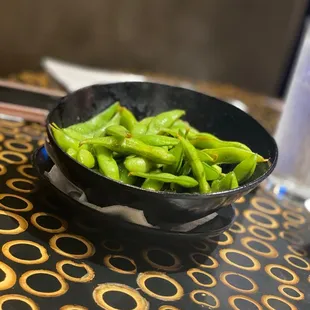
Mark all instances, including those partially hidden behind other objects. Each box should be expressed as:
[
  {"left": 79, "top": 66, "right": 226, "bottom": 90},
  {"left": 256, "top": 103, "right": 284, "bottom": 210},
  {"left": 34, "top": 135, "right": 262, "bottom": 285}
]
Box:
[{"left": 0, "top": 73, "right": 308, "bottom": 310}]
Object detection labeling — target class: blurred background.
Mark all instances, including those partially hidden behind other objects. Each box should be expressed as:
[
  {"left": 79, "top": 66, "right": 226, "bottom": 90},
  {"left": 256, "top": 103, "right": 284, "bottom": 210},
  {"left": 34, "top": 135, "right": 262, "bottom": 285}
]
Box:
[{"left": 0, "top": 0, "right": 309, "bottom": 97}]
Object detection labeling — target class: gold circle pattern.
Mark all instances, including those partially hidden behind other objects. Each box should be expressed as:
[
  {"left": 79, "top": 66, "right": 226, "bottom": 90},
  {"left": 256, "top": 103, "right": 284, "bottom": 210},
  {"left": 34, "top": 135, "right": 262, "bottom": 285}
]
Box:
[
  {"left": 60, "top": 306, "right": 88, "bottom": 310},
  {"left": 0, "top": 193, "right": 33, "bottom": 212},
  {"left": 49, "top": 233, "right": 95, "bottom": 259},
  {"left": 104, "top": 254, "right": 137, "bottom": 274},
  {"left": 220, "top": 272, "right": 258, "bottom": 294},
  {"left": 17, "top": 164, "right": 38, "bottom": 179},
  {"left": 282, "top": 210, "right": 306, "bottom": 225},
  {"left": 187, "top": 268, "right": 217, "bottom": 287},
  {"left": 206, "top": 231, "right": 234, "bottom": 246},
  {"left": 265, "top": 264, "right": 299, "bottom": 285},
  {"left": 0, "top": 210, "right": 28, "bottom": 234},
  {"left": 229, "top": 221, "right": 246, "bottom": 234},
  {"left": 190, "top": 290, "right": 220, "bottom": 309},
  {"left": 251, "top": 197, "right": 281, "bottom": 214},
  {"left": 158, "top": 306, "right": 180, "bottom": 310},
  {"left": 287, "top": 245, "right": 307, "bottom": 257},
  {"left": 0, "top": 164, "right": 7, "bottom": 176},
  {"left": 0, "top": 261, "right": 17, "bottom": 290},
  {"left": 243, "top": 210, "right": 279, "bottom": 229},
  {"left": 0, "top": 150, "right": 28, "bottom": 164},
  {"left": 278, "top": 284, "right": 304, "bottom": 301},
  {"left": 31, "top": 212, "right": 68, "bottom": 233},
  {"left": 56, "top": 260, "right": 95, "bottom": 283},
  {"left": 189, "top": 252, "right": 219, "bottom": 269},
  {"left": 261, "top": 294, "right": 297, "bottom": 310},
  {"left": 2, "top": 240, "right": 49, "bottom": 265},
  {"left": 284, "top": 254, "right": 310, "bottom": 271},
  {"left": 229, "top": 295, "right": 263, "bottom": 310},
  {"left": 0, "top": 294, "right": 38, "bottom": 310},
  {"left": 19, "top": 269, "right": 69, "bottom": 297},
  {"left": 4, "top": 139, "right": 33, "bottom": 153},
  {"left": 137, "top": 272, "right": 184, "bottom": 301},
  {"left": 93, "top": 283, "right": 149, "bottom": 310},
  {"left": 241, "top": 236, "right": 279, "bottom": 258},
  {"left": 248, "top": 225, "right": 277, "bottom": 241},
  {"left": 6, "top": 178, "right": 36, "bottom": 193}
]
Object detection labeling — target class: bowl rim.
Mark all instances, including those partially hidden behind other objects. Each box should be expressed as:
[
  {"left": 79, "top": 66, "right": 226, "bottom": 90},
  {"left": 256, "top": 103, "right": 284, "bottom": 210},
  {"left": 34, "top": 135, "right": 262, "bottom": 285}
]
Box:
[{"left": 46, "top": 81, "right": 278, "bottom": 200}]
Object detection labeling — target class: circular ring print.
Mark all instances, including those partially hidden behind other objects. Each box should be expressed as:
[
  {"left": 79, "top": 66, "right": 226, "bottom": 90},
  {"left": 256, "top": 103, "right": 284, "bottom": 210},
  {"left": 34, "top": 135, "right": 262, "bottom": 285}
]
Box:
[
  {"left": 14, "top": 133, "right": 32, "bottom": 142},
  {"left": 261, "top": 295, "right": 297, "bottom": 310},
  {"left": 142, "top": 247, "right": 181, "bottom": 271},
  {"left": 19, "top": 269, "right": 69, "bottom": 298},
  {"left": 2, "top": 240, "right": 49, "bottom": 265},
  {"left": 206, "top": 231, "right": 234, "bottom": 246},
  {"left": 17, "top": 164, "right": 38, "bottom": 180},
  {"left": 56, "top": 260, "right": 95, "bottom": 283},
  {"left": 284, "top": 254, "right": 310, "bottom": 271},
  {"left": 104, "top": 255, "right": 137, "bottom": 275},
  {"left": 265, "top": 264, "right": 299, "bottom": 285},
  {"left": 191, "top": 241, "right": 210, "bottom": 251},
  {"left": 6, "top": 178, "right": 36, "bottom": 193},
  {"left": 219, "top": 249, "right": 261, "bottom": 271},
  {"left": 282, "top": 211, "right": 305, "bottom": 225},
  {"left": 101, "top": 239, "right": 123, "bottom": 252},
  {"left": 287, "top": 245, "right": 307, "bottom": 257},
  {"left": 0, "top": 120, "right": 24, "bottom": 128},
  {"left": 49, "top": 233, "right": 95, "bottom": 259},
  {"left": 190, "top": 290, "right": 220, "bottom": 309},
  {"left": 189, "top": 253, "right": 219, "bottom": 269},
  {"left": 137, "top": 271, "right": 184, "bottom": 301},
  {"left": 235, "top": 196, "right": 245, "bottom": 204},
  {"left": 229, "top": 295, "right": 263, "bottom": 310},
  {"left": 0, "top": 132, "right": 4, "bottom": 142},
  {"left": 60, "top": 305, "right": 88, "bottom": 310},
  {"left": 248, "top": 225, "right": 277, "bottom": 241},
  {"left": 187, "top": 268, "right": 217, "bottom": 288},
  {"left": 220, "top": 272, "right": 258, "bottom": 294},
  {"left": 241, "top": 237, "right": 278, "bottom": 258},
  {"left": 278, "top": 285, "right": 304, "bottom": 301},
  {"left": 158, "top": 306, "right": 180, "bottom": 310},
  {"left": 0, "top": 164, "right": 7, "bottom": 176},
  {"left": 31, "top": 212, "right": 68, "bottom": 233},
  {"left": 251, "top": 197, "right": 281, "bottom": 215},
  {"left": 0, "top": 294, "right": 38, "bottom": 310},
  {"left": 0, "top": 193, "right": 33, "bottom": 212},
  {"left": 93, "top": 283, "right": 149, "bottom": 310},
  {"left": 229, "top": 221, "right": 246, "bottom": 234},
  {"left": 0, "top": 126, "right": 18, "bottom": 136},
  {"left": 279, "top": 231, "right": 303, "bottom": 245},
  {"left": 0, "top": 151, "right": 28, "bottom": 164},
  {"left": 243, "top": 210, "right": 279, "bottom": 229},
  {"left": 0, "top": 261, "right": 17, "bottom": 290},
  {"left": 283, "top": 221, "right": 300, "bottom": 230},
  {"left": 0, "top": 210, "right": 28, "bottom": 235},
  {"left": 4, "top": 139, "right": 33, "bottom": 153}
]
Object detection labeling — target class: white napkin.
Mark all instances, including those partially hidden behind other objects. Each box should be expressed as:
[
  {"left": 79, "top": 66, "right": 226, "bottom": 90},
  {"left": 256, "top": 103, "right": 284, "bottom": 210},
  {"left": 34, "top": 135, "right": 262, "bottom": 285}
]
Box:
[
  {"left": 41, "top": 57, "right": 146, "bottom": 92},
  {"left": 44, "top": 164, "right": 217, "bottom": 232}
]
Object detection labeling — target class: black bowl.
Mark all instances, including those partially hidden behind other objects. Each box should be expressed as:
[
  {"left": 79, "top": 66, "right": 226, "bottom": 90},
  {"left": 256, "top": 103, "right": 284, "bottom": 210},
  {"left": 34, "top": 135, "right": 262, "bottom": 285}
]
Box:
[
  {"left": 46, "top": 82, "right": 278, "bottom": 223},
  {"left": 32, "top": 146, "right": 236, "bottom": 241}
]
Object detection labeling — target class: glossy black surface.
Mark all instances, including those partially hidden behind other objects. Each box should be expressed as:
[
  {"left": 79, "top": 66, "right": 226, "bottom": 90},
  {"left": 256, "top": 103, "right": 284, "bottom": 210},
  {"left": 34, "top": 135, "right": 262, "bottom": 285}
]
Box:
[
  {"left": 32, "top": 146, "right": 236, "bottom": 241},
  {"left": 46, "top": 82, "right": 278, "bottom": 223}
]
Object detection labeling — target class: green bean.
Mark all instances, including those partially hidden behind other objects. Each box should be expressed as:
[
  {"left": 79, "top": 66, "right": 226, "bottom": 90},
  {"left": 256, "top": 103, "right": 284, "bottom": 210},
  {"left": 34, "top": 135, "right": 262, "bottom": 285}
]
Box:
[
  {"left": 76, "top": 149, "right": 95, "bottom": 168},
  {"left": 124, "top": 156, "right": 154, "bottom": 173},
  {"left": 91, "top": 112, "right": 121, "bottom": 137},
  {"left": 189, "top": 133, "right": 251, "bottom": 151},
  {"left": 118, "top": 162, "right": 136, "bottom": 185},
  {"left": 201, "top": 147, "right": 266, "bottom": 164},
  {"left": 106, "top": 125, "right": 131, "bottom": 139},
  {"left": 95, "top": 146, "right": 119, "bottom": 180},
  {"left": 233, "top": 153, "right": 257, "bottom": 183},
  {"left": 81, "top": 136, "right": 176, "bottom": 165},
  {"left": 180, "top": 161, "right": 191, "bottom": 176},
  {"left": 141, "top": 170, "right": 164, "bottom": 191},
  {"left": 136, "top": 135, "right": 179, "bottom": 147},
  {"left": 211, "top": 179, "right": 220, "bottom": 192},
  {"left": 197, "top": 150, "right": 216, "bottom": 164},
  {"left": 50, "top": 125, "right": 79, "bottom": 151},
  {"left": 163, "top": 142, "right": 183, "bottom": 174},
  {"left": 130, "top": 172, "right": 198, "bottom": 188},
  {"left": 147, "top": 110, "right": 185, "bottom": 134},
  {"left": 132, "top": 117, "right": 154, "bottom": 136},
  {"left": 68, "top": 101, "right": 120, "bottom": 134},
  {"left": 179, "top": 136, "right": 210, "bottom": 193},
  {"left": 120, "top": 107, "right": 137, "bottom": 132},
  {"left": 202, "top": 162, "right": 221, "bottom": 181},
  {"left": 215, "top": 172, "right": 239, "bottom": 192},
  {"left": 212, "top": 164, "right": 222, "bottom": 174},
  {"left": 66, "top": 148, "right": 77, "bottom": 159}
]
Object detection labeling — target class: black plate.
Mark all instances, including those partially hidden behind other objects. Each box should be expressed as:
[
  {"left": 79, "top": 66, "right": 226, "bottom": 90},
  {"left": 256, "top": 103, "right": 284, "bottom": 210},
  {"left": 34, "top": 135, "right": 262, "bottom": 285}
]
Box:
[
  {"left": 46, "top": 82, "right": 278, "bottom": 223},
  {"left": 32, "top": 146, "right": 236, "bottom": 241}
]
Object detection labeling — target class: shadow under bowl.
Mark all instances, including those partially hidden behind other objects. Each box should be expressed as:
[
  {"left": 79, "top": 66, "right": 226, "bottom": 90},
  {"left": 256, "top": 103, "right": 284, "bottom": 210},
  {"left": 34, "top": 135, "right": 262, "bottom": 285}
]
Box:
[{"left": 46, "top": 82, "right": 278, "bottom": 223}]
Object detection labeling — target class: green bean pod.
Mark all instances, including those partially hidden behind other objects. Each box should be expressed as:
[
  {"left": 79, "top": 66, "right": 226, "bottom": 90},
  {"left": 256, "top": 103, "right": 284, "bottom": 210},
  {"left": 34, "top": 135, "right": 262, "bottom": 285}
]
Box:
[
  {"left": 132, "top": 117, "right": 154, "bottom": 136},
  {"left": 118, "top": 162, "right": 136, "bottom": 185},
  {"left": 136, "top": 135, "right": 179, "bottom": 147},
  {"left": 76, "top": 149, "right": 95, "bottom": 168},
  {"left": 120, "top": 107, "right": 137, "bottom": 132},
  {"left": 68, "top": 101, "right": 120, "bottom": 134},
  {"left": 180, "top": 161, "right": 191, "bottom": 176},
  {"left": 105, "top": 125, "right": 131, "bottom": 139},
  {"left": 130, "top": 172, "right": 198, "bottom": 188},
  {"left": 147, "top": 110, "right": 185, "bottom": 134},
  {"left": 179, "top": 136, "right": 210, "bottom": 193},
  {"left": 66, "top": 148, "right": 77, "bottom": 159},
  {"left": 91, "top": 112, "right": 121, "bottom": 137},
  {"left": 81, "top": 136, "right": 176, "bottom": 165},
  {"left": 163, "top": 142, "right": 183, "bottom": 174},
  {"left": 124, "top": 156, "right": 154, "bottom": 173},
  {"left": 201, "top": 147, "right": 266, "bottom": 164},
  {"left": 202, "top": 162, "right": 221, "bottom": 181},
  {"left": 95, "top": 146, "right": 119, "bottom": 180},
  {"left": 233, "top": 153, "right": 257, "bottom": 183},
  {"left": 50, "top": 125, "right": 79, "bottom": 151},
  {"left": 141, "top": 170, "right": 164, "bottom": 191},
  {"left": 215, "top": 172, "right": 239, "bottom": 192}
]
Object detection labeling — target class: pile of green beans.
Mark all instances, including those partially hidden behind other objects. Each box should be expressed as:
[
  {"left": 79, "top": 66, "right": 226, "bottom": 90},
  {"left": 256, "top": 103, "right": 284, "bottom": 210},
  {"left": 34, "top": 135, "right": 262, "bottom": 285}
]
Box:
[{"left": 50, "top": 101, "right": 268, "bottom": 194}]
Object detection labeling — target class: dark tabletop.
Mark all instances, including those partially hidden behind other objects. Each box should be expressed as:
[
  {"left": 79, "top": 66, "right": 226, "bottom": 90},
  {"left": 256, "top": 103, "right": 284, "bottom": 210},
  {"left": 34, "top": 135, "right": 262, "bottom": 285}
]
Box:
[{"left": 0, "top": 74, "right": 308, "bottom": 310}]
